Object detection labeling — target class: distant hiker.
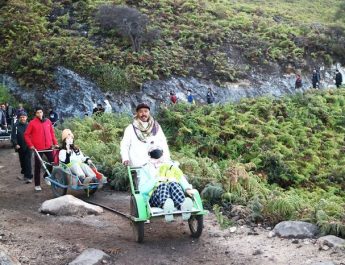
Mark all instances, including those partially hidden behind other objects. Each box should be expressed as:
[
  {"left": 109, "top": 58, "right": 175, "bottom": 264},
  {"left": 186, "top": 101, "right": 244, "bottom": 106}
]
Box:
[
  {"left": 170, "top": 91, "right": 177, "bottom": 104},
  {"left": 48, "top": 108, "right": 59, "bottom": 127},
  {"left": 0, "top": 104, "right": 7, "bottom": 129},
  {"left": 15, "top": 104, "right": 26, "bottom": 119},
  {"left": 295, "top": 74, "right": 303, "bottom": 89},
  {"left": 5, "top": 102, "right": 14, "bottom": 128},
  {"left": 187, "top": 90, "right": 195, "bottom": 104},
  {"left": 206, "top": 88, "right": 215, "bottom": 104},
  {"left": 92, "top": 103, "right": 105, "bottom": 115},
  {"left": 11, "top": 112, "right": 33, "bottom": 183},
  {"left": 120, "top": 103, "right": 170, "bottom": 167},
  {"left": 104, "top": 99, "right": 112, "bottom": 113},
  {"left": 24, "top": 107, "right": 59, "bottom": 192},
  {"left": 312, "top": 69, "right": 320, "bottom": 89},
  {"left": 335, "top": 69, "right": 343, "bottom": 88}
]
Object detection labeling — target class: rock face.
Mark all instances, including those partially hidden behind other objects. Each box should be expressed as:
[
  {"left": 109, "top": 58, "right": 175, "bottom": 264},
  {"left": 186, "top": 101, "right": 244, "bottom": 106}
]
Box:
[
  {"left": 68, "top": 248, "right": 109, "bottom": 265},
  {"left": 0, "top": 64, "right": 343, "bottom": 118},
  {"left": 318, "top": 235, "right": 345, "bottom": 250},
  {"left": 273, "top": 221, "right": 319, "bottom": 239},
  {"left": 39, "top": 195, "right": 103, "bottom": 216}
]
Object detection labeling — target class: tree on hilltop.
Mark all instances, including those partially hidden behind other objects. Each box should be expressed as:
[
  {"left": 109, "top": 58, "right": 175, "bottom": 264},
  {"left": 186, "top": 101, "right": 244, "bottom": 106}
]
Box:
[{"left": 95, "top": 5, "right": 159, "bottom": 52}]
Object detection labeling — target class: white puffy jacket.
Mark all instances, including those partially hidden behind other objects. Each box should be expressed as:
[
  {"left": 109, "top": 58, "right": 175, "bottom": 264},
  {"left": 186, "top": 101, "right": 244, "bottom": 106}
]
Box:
[{"left": 120, "top": 123, "right": 171, "bottom": 167}]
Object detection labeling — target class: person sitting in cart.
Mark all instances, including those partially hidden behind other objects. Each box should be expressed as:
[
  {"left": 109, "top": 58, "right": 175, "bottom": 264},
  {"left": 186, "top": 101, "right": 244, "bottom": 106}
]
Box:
[
  {"left": 59, "top": 129, "right": 99, "bottom": 186},
  {"left": 138, "top": 147, "right": 194, "bottom": 222}
]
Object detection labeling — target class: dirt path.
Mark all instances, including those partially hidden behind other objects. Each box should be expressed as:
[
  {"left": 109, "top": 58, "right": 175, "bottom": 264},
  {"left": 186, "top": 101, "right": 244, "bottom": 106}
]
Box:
[{"left": 0, "top": 142, "right": 344, "bottom": 265}]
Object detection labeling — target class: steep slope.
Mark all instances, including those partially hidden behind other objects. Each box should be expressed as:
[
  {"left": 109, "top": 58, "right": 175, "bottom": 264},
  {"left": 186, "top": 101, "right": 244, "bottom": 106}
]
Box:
[{"left": 0, "top": 0, "right": 344, "bottom": 92}]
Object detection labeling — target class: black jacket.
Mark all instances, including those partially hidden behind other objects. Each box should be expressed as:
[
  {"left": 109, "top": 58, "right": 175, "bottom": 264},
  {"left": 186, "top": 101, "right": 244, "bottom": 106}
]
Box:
[
  {"left": 312, "top": 72, "right": 320, "bottom": 84},
  {"left": 48, "top": 111, "right": 59, "bottom": 123},
  {"left": 336, "top": 72, "right": 343, "bottom": 85},
  {"left": 11, "top": 122, "right": 29, "bottom": 151}
]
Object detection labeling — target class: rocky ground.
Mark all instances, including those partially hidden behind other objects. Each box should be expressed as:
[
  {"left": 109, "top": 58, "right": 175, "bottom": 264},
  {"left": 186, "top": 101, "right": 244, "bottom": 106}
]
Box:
[{"left": 0, "top": 142, "right": 345, "bottom": 265}]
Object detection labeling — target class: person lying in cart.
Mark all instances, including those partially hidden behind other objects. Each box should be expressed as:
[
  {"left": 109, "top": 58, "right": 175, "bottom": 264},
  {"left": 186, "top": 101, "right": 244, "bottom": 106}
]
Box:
[
  {"left": 138, "top": 147, "right": 195, "bottom": 222},
  {"left": 59, "top": 129, "right": 101, "bottom": 186}
]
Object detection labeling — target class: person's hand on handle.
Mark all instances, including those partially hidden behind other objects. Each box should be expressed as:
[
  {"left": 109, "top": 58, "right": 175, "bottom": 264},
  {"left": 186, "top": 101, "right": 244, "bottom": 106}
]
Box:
[
  {"left": 186, "top": 189, "right": 195, "bottom": 197},
  {"left": 15, "top": 145, "right": 20, "bottom": 150}
]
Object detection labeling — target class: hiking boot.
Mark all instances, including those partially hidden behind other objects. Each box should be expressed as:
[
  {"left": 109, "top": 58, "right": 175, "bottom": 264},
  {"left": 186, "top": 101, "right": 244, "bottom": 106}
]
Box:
[
  {"left": 44, "top": 177, "right": 51, "bottom": 186},
  {"left": 24, "top": 178, "right": 32, "bottom": 184},
  {"left": 181, "top": 197, "right": 193, "bottom": 221},
  {"left": 163, "top": 198, "right": 175, "bottom": 222},
  {"left": 17, "top": 175, "right": 24, "bottom": 181},
  {"left": 34, "top": 186, "right": 42, "bottom": 191}
]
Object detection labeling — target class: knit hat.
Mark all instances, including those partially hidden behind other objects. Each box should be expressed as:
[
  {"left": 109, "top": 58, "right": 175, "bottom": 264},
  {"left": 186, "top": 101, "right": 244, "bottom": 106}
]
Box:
[
  {"left": 136, "top": 103, "right": 150, "bottom": 112},
  {"left": 61, "top": 129, "right": 74, "bottom": 141},
  {"left": 18, "top": 111, "right": 27, "bottom": 117}
]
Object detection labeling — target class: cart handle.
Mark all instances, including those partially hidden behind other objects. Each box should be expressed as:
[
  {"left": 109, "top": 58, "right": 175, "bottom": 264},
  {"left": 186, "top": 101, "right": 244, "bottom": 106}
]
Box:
[{"left": 33, "top": 148, "right": 59, "bottom": 174}]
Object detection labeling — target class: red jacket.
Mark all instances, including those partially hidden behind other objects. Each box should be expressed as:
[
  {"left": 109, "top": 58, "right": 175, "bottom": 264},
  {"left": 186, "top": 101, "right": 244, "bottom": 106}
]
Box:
[{"left": 24, "top": 117, "right": 58, "bottom": 150}]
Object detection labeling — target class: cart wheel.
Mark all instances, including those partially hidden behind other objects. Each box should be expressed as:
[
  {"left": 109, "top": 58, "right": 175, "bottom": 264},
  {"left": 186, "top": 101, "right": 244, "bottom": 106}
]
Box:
[
  {"left": 188, "top": 215, "right": 203, "bottom": 238},
  {"left": 84, "top": 188, "right": 97, "bottom": 196},
  {"left": 130, "top": 195, "right": 144, "bottom": 243},
  {"left": 51, "top": 167, "right": 68, "bottom": 197}
]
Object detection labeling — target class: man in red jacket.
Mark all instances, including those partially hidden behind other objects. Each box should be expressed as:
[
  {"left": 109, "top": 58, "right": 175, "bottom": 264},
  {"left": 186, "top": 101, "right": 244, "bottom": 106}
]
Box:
[{"left": 24, "top": 107, "right": 59, "bottom": 191}]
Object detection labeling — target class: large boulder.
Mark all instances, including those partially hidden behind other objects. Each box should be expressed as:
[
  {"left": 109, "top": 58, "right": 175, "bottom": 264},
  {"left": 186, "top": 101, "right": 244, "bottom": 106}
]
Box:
[
  {"left": 318, "top": 235, "right": 345, "bottom": 250},
  {"left": 39, "top": 195, "right": 103, "bottom": 216},
  {"left": 273, "top": 221, "right": 319, "bottom": 239},
  {"left": 68, "top": 248, "right": 109, "bottom": 265}
]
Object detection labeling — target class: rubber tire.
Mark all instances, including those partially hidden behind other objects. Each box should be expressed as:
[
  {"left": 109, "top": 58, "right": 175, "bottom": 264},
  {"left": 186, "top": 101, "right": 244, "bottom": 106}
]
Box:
[
  {"left": 50, "top": 167, "right": 68, "bottom": 198},
  {"left": 130, "top": 195, "right": 144, "bottom": 243},
  {"left": 84, "top": 187, "right": 97, "bottom": 196},
  {"left": 188, "top": 215, "right": 203, "bottom": 238}
]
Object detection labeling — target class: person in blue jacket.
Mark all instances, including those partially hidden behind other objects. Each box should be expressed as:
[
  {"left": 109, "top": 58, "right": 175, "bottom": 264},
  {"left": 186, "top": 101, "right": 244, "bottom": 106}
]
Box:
[{"left": 187, "top": 90, "right": 195, "bottom": 104}]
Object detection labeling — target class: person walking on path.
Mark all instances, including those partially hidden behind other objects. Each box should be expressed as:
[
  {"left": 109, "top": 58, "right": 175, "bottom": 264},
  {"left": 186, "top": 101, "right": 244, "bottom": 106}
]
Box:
[
  {"left": 206, "top": 88, "right": 215, "bottom": 104},
  {"left": 92, "top": 103, "right": 105, "bottom": 115},
  {"left": 312, "top": 69, "right": 320, "bottom": 89},
  {"left": 187, "top": 90, "right": 195, "bottom": 104},
  {"left": 24, "top": 107, "right": 59, "bottom": 191},
  {"left": 170, "top": 91, "right": 177, "bottom": 104},
  {"left": 15, "top": 103, "right": 26, "bottom": 119},
  {"left": 120, "top": 103, "right": 170, "bottom": 167},
  {"left": 335, "top": 69, "right": 343, "bottom": 88},
  {"left": 48, "top": 108, "right": 59, "bottom": 127},
  {"left": 295, "top": 74, "right": 303, "bottom": 90},
  {"left": 11, "top": 112, "right": 33, "bottom": 183},
  {"left": 0, "top": 104, "right": 7, "bottom": 129},
  {"left": 5, "top": 102, "right": 14, "bottom": 128}
]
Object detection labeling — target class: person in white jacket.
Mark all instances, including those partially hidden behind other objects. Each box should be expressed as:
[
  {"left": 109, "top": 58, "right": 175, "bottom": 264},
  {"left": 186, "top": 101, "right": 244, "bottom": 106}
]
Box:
[
  {"left": 120, "top": 103, "right": 170, "bottom": 167},
  {"left": 59, "top": 129, "right": 96, "bottom": 185}
]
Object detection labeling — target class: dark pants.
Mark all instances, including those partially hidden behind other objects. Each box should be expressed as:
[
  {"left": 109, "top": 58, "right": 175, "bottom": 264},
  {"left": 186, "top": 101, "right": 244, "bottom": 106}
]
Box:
[
  {"left": 18, "top": 149, "right": 33, "bottom": 179},
  {"left": 336, "top": 83, "right": 341, "bottom": 88},
  {"left": 34, "top": 150, "right": 53, "bottom": 186}
]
